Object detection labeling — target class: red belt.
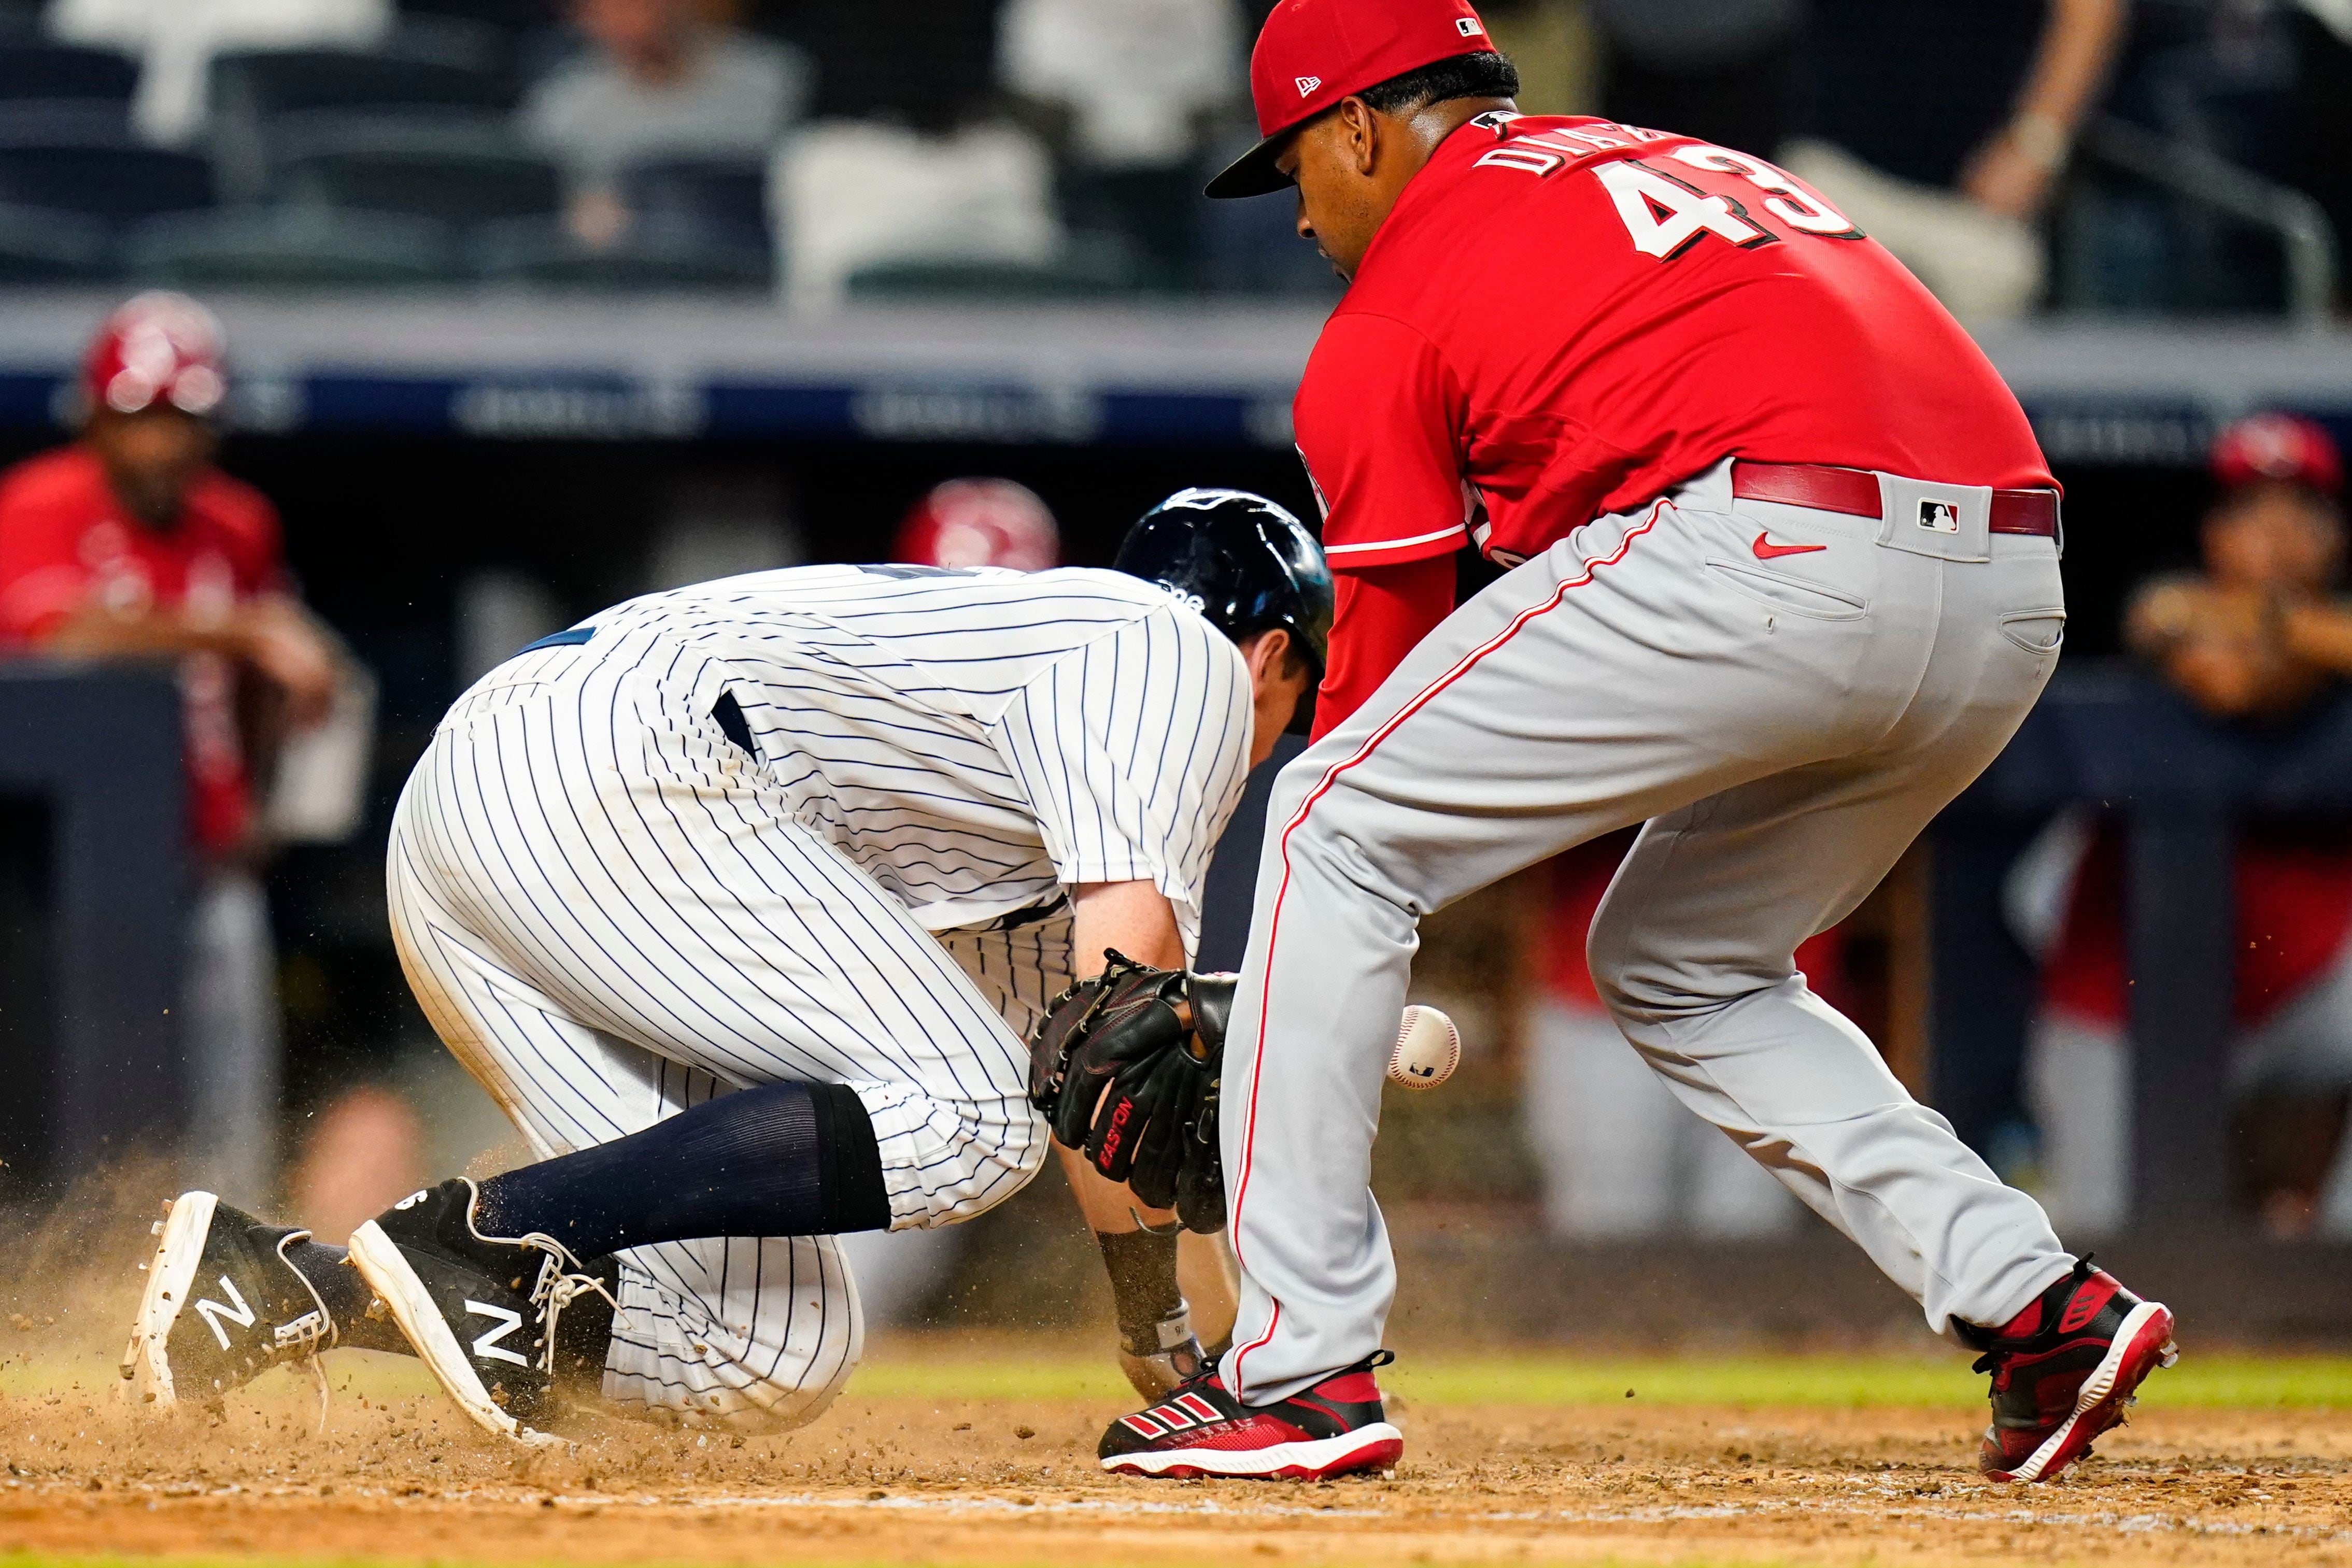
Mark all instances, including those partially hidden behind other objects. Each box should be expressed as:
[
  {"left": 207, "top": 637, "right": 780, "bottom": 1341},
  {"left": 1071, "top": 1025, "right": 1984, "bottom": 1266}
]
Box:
[{"left": 1731, "top": 461, "right": 2059, "bottom": 537}]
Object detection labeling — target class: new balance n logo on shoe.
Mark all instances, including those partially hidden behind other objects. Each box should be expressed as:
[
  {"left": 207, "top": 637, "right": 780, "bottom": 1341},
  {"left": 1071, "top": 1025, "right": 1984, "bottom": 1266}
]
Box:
[
  {"left": 193, "top": 1276, "right": 256, "bottom": 1351},
  {"left": 465, "top": 1301, "right": 530, "bottom": 1366}
]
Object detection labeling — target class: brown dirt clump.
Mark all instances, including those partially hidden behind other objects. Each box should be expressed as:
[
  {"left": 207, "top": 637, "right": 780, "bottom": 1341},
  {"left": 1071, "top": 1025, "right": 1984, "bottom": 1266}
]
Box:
[{"left": 4, "top": 1365, "right": 2350, "bottom": 1567}]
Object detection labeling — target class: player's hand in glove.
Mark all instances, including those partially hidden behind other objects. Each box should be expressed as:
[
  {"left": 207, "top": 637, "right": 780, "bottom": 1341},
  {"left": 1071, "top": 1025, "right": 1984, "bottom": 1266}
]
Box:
[{"left": 1028, "top": 950, "right": 1234, "bottom": 1233}]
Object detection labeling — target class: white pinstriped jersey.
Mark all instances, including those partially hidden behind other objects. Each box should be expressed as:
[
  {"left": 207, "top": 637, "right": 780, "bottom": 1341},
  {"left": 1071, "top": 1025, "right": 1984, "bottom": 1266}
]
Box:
[
  {"left": 385, "top": 561, "right": 1257, "bottom": 1431},
  {"left": 571, "top": 564, "right": 1256, "bottom": 952}
]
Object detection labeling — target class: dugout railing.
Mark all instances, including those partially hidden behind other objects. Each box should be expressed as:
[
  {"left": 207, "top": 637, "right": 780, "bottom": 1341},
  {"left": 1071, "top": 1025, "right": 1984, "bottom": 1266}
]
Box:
[
  {"left": 1932, "top": 664, "right": 2352, "bottom": 1229},
  {"left": 0, "top": 664, "right": 184, "bottom": 1194}
]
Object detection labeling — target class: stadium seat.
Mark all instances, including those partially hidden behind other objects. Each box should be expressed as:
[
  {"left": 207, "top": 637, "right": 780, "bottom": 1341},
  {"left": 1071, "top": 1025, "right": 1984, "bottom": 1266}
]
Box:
[
  {"left": 208, "top": 47, "right": 516, "bottom": 201},
  {"left": 472, "top": 215, "right": 772, "bottom": 290},
  {"left": 0, "top": 42, "right": 137, "bottom": 104},
  {"left": 1058, "top": 165, "right": 1203, "bottom": 292},
  {"left": 0, "top": 99, "right": 129, "bottom": 141},
  {"left": 125, "top": 207, "right": 461, "bottom": 286},
  {"left": 0, "top": 199, "right": 109, "bottom": 280},
  {"left": 845, "top": 250, "right": 1141, "bottom": 302},
  {"left": 777, "top": 121, "right": 1066, "bottom": 307},
  {"left": 0, "top": 136, "right": 214, "bottom": 223},
  {"left": 275, "top": 121, "right": 561, "bottom": 225},
  {"left": 616, "top": 158, "right": 773, "bottom": 258},
  {"left": 1197, "top": 150, "right": 1345, "bottom": 299},
  {"left": 209, "top": 46, "right": 514, "bottom": 122}
]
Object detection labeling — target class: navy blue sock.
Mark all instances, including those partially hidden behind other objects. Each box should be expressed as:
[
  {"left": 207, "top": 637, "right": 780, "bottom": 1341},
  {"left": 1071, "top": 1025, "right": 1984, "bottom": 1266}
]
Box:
[{"left": 474, "top": 1081, "right": 890, "bottom": 1257}]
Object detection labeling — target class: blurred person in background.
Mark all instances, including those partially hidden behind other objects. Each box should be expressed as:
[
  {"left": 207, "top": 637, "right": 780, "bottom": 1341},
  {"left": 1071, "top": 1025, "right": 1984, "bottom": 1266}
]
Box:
[
  {"left": 2028, "top": 414, "right": 2352, "bottom": 1237},
  {"left": 522, "top": 0, "right": 811, "bottom": 249},
  {"left": 1586, "top": 0, "right": 1801, "bottom": 158},
  {"left": 889, "top": 477, "right": 1060, "bottom": 572},
  {"left": 0, "top": 293, "right": 340, "bottom": 1205},
  {"left": 1781, "top": 0, "right": 2129, "bottom": 320},
  {"left": 998, "top": 0, "right": 1243, "bottom": 274},
  {"left": 1522, "top": 834, "right": 1803, "bottom": 1239},
  {"left": 48, "top": 0, "right": 391, "bottom": 143}
]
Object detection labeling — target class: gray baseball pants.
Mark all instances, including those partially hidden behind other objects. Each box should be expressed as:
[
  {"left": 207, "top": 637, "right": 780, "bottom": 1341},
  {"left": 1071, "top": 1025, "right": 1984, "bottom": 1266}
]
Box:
[{"left": 1220, "top": 458, "right": 2077, "bottom": 1402}]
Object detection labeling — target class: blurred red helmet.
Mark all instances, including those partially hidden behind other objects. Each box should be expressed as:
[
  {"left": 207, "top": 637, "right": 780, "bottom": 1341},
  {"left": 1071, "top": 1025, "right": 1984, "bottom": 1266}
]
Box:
[
  {"left": 2211, "top": 413, "right": 2342, "bottom": 497},
  {"left": 82, "top": 291, "right": 227, "bottom": 418},
  {"left": 892, "top": 479, "right": 1059, "bottom": 571}
]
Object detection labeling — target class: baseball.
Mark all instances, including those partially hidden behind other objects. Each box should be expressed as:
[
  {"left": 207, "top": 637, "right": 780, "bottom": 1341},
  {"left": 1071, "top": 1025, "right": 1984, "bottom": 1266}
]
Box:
[{"left": 1386, "top": 1004, "right": 1460, "bottom": 1090}]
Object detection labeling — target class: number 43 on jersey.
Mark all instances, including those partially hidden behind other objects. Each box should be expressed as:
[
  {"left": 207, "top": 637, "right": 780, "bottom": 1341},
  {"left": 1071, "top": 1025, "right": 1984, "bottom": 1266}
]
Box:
[{"left": 1482, "top": 130, "right": 1862, "bottom": 260}]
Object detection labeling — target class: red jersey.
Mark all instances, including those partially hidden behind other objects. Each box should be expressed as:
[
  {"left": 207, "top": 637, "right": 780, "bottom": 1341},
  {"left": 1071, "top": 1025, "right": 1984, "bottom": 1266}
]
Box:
[
  {"left": 2042, "top": 819, "right": 2352, "bottom": 1031},
  {"left": 1296, "top": 114, "right": 2054, "bottom": 735},
  {"left": 0, "top": 445, "right": 288, "bottom": 857}
]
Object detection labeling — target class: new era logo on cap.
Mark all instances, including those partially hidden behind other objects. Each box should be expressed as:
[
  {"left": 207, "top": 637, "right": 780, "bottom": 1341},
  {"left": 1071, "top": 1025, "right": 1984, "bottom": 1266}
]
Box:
[
  {"left": 1296, "top": 75, "right": 1322, "bottom": 95},
  {"left": 1457, "top": 16, "right": 1483, "bottom": 33}
]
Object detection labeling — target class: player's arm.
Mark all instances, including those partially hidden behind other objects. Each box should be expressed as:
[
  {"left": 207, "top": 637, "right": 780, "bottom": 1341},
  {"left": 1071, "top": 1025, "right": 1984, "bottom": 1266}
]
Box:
[
  {"left": 1294, "top": 313, "right": 1472, "bottom": 742},
  {"left": 1959, "top": 0, "right": 2126, "bottom": 220},
  {"left": 41, "top": 594, "right": 339, "bottom": 727},
  {"left": 2127, "top": 580, "right": 2275, "bottom": 717},
  {"left": 2280, "top": 596, "right": 2352, "bottom": 675},
  {"left": 1312, "top": 557, "right": 1456, "bottom": 742},
  {"left": 1058, "top": 880, "right": 1239, "bottom": 1394},
  {"left": 1060, "top": 883, "right": 1182, "bottom": 1234}
]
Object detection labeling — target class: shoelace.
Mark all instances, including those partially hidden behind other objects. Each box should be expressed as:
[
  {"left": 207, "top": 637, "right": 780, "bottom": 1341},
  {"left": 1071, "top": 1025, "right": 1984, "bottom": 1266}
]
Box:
[
  {"left": 515, "top": 1231, "right": 620, "bottom": 1376},
  {"left": 270, "top": 1230, "right": 340, "bottom": 1434},
  {"left": 454, "top": 1181, "right": 621, "bottom": 1381}
]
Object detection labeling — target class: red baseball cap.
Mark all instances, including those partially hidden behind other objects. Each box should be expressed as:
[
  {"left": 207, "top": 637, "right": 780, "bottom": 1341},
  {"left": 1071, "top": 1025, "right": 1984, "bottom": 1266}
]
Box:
[
  {"left": 892, "top": 479, "right": 1060, "bottom": 571},
  {"left": 2212, "top": 412, "right": 2343, "bottom": 498},
  {"left": 1207, "top": 0, "right": 1498, "bottom": 199},
  {"left": 82, "top": 291, "right": 226, "bottom": 418}
]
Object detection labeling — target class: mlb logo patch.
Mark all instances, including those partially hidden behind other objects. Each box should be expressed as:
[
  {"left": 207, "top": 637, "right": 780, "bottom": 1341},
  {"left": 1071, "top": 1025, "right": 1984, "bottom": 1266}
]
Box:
[
  {"left": 1457, "top": 16, "right": 1484, "bottom": 35},
  {"left": 1295, "top": 75, "right": 1321, "bottom": 96},
  {"left": 1918, "top": 499, "right": 1961, "bottom": 534}
]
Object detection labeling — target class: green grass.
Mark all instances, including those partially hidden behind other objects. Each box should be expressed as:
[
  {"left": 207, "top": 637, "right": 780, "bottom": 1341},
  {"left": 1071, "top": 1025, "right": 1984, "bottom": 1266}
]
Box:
[
  {"left": 843, "top": 1349, "right": 2352, "bottom": 1410},
  {"left": 21, "top": 1345, "right": 2352, "bottom": 1412}
]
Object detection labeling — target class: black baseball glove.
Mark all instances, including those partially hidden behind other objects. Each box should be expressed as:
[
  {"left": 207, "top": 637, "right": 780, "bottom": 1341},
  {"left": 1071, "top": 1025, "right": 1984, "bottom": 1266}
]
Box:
[{"left": 1027, "top": 950, "right": 1235, "bottom": 1233}]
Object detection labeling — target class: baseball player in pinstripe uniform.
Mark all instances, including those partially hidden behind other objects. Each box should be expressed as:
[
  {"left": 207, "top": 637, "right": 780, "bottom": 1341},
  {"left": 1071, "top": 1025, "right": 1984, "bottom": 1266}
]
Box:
[{"left": 121, "top": 491, "right": 1329, "bottom": 1445}]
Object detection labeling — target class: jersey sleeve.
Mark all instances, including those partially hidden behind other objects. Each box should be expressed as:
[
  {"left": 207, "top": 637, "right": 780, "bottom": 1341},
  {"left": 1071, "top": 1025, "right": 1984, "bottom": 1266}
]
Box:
[
  {"left": 995, "top": 605, "right": 1254, "bottom": 959},
  {"left": 1311, "top": 554, "right": 1456, "bottom": 743},
  {"left": 0, "top": 487, "right": 91, "bottom": 645},
  {"left": 200, "top": 473, "right": 292, "bottom": 598},
  {"left": 1294, "top": 311, "right": 1472, "bottom": 569}
]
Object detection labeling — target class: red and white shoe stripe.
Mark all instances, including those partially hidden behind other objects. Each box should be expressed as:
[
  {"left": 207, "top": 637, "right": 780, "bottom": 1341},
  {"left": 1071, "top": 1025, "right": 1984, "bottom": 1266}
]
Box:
[
  {"left": 1102, "top": 1422, "right": 1406, "bottom": 1481},
  {"left": 1118, "top": 1390, "right": 1225, "bottom": 1438}
]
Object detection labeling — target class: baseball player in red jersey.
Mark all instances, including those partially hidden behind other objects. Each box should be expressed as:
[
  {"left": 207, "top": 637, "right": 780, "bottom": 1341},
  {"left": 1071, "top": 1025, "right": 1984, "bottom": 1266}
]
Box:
[
  {"left": 0, "top": 295, "right": 340, "bottom": 1205},
  {"left": 1098, "top": 0, "right": 2174, "bottom": 1486}
]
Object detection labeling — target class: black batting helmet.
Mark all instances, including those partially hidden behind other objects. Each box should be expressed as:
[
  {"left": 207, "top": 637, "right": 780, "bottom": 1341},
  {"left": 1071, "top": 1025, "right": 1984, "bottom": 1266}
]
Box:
[{"left": 1114, "top": 489, "right": 1334, "bottom": 674}]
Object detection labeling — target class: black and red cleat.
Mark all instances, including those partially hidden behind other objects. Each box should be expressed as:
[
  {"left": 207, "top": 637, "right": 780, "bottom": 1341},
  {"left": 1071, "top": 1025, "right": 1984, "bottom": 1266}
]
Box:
[
  {"left": 1965, "top": 1257, "right": 2177, "bottom": 1483},
  {"left": 1098, "top": 1352, "right": 1403, "bottom": 1480}
]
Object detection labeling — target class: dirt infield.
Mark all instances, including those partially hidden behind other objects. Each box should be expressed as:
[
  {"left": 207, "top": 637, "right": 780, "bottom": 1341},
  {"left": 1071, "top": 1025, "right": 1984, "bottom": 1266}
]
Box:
[{"left": 6, "top": 1348, "right": 2352, "bottom": 1568}]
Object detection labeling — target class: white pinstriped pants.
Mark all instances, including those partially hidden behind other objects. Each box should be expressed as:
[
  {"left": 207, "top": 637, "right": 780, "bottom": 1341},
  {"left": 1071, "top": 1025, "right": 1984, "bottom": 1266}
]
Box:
[{"left": 386, "top": 641, "right": 1059, "bottom": 1429}]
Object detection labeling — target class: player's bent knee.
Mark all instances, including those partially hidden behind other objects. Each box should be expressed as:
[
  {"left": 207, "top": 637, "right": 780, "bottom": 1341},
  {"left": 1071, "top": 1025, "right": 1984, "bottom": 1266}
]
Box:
[
  {"left": 811, "top": 1080, "right": 894, "bottom": 1234},
  {"left": 1587, "top": 910, "right": 1773, "bottom": 1026},
  {"left": 870, "top": 1091, "right": 1050, "bottom": 1230}
]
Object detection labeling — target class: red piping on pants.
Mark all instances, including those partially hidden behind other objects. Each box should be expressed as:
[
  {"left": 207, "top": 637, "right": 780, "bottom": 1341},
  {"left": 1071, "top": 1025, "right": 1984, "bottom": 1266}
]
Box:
[{"left": 1227, "top": 500, "right": 1669, "bottom": 1391}]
